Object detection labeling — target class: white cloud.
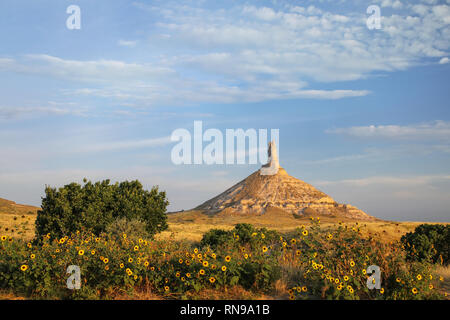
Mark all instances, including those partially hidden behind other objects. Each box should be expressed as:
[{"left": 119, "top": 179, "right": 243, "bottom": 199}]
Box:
[
  {"left": 378, "top": 0, "right": 404, "bottom": 9},
  {"left": 118, "top": 40, "right": 138, "bottom": 47},
  {"left": 2, "top": 1, "right": 450, "bottom": 107},
  {"left": 439, "top": 57, "right": 450, "bottom": 64},
  {"left": 0, "top": 54, "right": 173, "bottom": 84},
  {"left": 313, "top": 174, "right": 450, "bottom": 221},
  {"left": 315, "top": 174, "right": 450, "bottom": 187},
  {"left": 326, "top": 120, "right": 450, "bottom": 140},
  {"left": 76, "top": 136, "right": 172, "bottom": 153},
  {"left": 0, "top": 105, "right": 87, "bottom": 119}
]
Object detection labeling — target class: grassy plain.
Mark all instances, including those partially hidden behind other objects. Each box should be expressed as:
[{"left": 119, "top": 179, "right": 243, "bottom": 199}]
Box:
[{"left": 0, "top": 204, "right": 448, "bottom": 300}]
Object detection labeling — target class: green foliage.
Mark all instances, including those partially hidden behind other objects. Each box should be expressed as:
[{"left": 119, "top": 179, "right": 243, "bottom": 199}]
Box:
[
  {"left": 104, "top": 218, "right": 150, "bottom": 242},
  {"left": 401, "top": 224, "right": 449, "bottom": 265},
  {"left": 0, "top": 230, "right": 281, "bottom": 299},
  {"left": 286, "top": 220, "right": 443, "bottom": 300},
  {"left": 0, "top": 220, "right": 445, "bottom": 300},
  {"left": 35, "top": 179, "right": 169, "bottom": 241},
  {"left": 200, "top": 223, "right": 280, "bottom": 250},
  {"left": 200, "top": 229, "right": 229, "bottom": 248}
]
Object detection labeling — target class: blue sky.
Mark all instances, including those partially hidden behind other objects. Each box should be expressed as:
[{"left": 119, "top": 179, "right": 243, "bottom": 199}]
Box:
[{"left": 0, "top": 0, "right": 449, "bottom": 221}]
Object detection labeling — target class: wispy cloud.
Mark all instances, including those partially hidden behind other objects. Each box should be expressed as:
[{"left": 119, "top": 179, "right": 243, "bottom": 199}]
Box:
[
  {"left": 0, "top": 105, "right": 87, "bottom": 119},
  {"left": 118, "top": 40, "right": 138, "bottom": 47},
  {"left": 2, "top": 1, "right": 449, "bottom": 108},
  {"left": 0, "top": 54, "right": 173, "bottom": 84},
  {"left": 313, "top": 173, "right": 450, "bottom": 221},
  {"left": 315, "top": 174, "right": 450, "bottom": 187},
  {"left": 76, "top": 136, "right": 172, "bottom": 153},
  {"left": 326, "top": 121, "right": 450, "bottom": 140}
]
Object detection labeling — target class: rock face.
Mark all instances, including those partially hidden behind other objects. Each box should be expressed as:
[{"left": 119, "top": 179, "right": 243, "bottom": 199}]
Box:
[{"left": 195, "top": 142, "right": 376, "bottom": 221}]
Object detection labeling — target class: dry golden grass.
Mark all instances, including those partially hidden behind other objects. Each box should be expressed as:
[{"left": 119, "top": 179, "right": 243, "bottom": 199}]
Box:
[
  {"left": 0, "top": 212, "right": 36, "bottom": 241},
  {"left": 1, "top": 205, "right": 446, "bottom": 245},
  {"left": 182, "top": 286, "right": 273, "bottom": 300},
  {"left": 111, "top": 284, "right": 163, "bottom": 300},
  {"left": 0, "top": 198, "right": 39, "bottom": 215},
  {"left": 0, "top": 198, "right": 38, "bottom": 241},
  {"left": 156, "top": 209, "right": 444, "bottom": 244},
  {"left": 0, "top": 290, "right": 25, "bottom": 300},
  {"left": 435, "top": 265, "right": 450, "bottom": 299}
]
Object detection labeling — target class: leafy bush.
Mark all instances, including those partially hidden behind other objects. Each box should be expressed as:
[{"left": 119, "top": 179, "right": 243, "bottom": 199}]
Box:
[
  {"left": 35, "top": 179, "right": 169, "bottom": 241},
  {"left": 401, "top": 224, "right": 449, "bottom": 265},
  {"left": 200, "top": 223, "right": 280, "bottom": 250},
  {"left": 104, "top": 218, "right": 150, "bottom": 242},
  {"left": 200, "top": 229, "right": 229, "bottom": 248},
  {"left": 285, "top": 220, "right": 444, "bottom": 300}
]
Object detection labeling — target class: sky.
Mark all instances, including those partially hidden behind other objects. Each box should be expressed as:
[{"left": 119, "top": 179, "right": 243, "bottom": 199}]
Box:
[{"left": 0, "top": 0, "right": 449, "bottom": 222}]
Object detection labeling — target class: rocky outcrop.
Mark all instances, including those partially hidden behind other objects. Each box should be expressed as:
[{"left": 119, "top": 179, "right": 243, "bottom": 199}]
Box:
[{"left": 195, "top": 142, "right": 376, "bottom": 221}]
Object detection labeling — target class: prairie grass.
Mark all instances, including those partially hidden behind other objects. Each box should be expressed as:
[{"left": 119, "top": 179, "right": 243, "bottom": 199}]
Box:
[
  {"left": 156, "top": 209, "right": 444, "bottom": 244},
  {"left": 1, "top": 208, "right": 446, "bottom": 244},
  {"left": 435, "top": 265, "right": 450, "bottom": 299}
]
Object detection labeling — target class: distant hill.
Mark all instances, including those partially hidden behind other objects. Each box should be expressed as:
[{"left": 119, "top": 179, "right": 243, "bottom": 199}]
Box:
[{"left": 0, "top": 198, "right": 39, "bottom": 216}]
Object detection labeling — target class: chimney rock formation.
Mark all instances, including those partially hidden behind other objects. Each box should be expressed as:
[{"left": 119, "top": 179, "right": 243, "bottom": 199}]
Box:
[{"left": 195, "top": 141, "right": 375, "bottom": 221}]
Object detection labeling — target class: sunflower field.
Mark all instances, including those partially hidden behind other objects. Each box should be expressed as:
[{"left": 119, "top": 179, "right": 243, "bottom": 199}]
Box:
[{"left": 0, "top": 219, "right": 447, "bottom": 300}]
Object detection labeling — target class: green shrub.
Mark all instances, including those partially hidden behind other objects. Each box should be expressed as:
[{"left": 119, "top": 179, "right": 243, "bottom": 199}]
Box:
[
  {"left": 200, "top": 229, "right": 229, "bottom": 248},
  {"left": 35, "top": 179, "right": 169, "bottom": 241},
  {"left": 200, "top": 223, "right": 280, "bottom": 250},
  {"left": 104, "top": 218, "right": 150, "bottom": 242},
  {"left": 401, "top": 224, "right": 449, "bottom": 265},
  {"left": 286, "top": 220, "right": 444, "bottom": 300}
]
